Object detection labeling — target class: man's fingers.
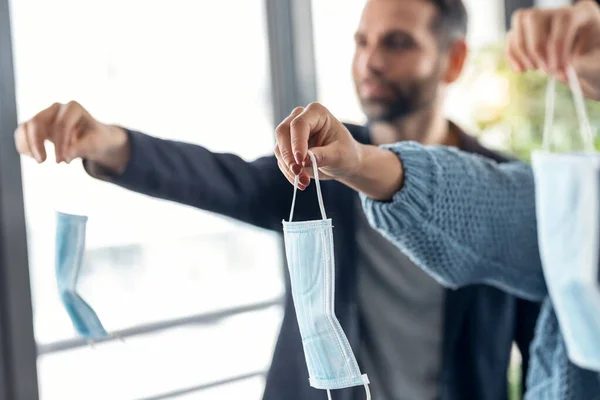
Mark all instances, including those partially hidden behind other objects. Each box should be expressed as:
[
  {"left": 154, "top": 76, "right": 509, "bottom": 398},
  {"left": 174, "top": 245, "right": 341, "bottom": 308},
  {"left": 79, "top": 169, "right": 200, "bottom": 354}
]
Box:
[
  {"left": 14, "top": 124, "right": 33, "bottom": 160},
  {"left": 35, "top": 102, "right": 61, "bottom": 125},
  {"left": 53, "top": 101, "right": 84, "bottom": 163},
  {"left": 24, "top": 121, "right": 47, "bottom": 163},
  {"left": 66, "top": 134, "right": 95, "bottom": 163},
  {"left": 14, "top": 102, "right": 61, "bottom": 162},
  {"left": 275, "top": 107, "right": 305, "bottom": 174}
]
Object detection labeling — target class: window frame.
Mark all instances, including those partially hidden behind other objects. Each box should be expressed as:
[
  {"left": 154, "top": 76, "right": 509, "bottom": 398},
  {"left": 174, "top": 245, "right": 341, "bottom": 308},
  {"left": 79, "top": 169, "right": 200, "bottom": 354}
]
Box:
[{"left": 0, "top": 0, "right": 39, "bottom": 398}]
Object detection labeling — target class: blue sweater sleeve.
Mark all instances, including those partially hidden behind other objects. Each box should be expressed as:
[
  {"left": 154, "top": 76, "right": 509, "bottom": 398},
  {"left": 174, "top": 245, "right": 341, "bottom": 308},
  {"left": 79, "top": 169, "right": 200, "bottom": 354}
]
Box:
[{"left": 361, "top": 142, "right": 547, "bottom": 301}]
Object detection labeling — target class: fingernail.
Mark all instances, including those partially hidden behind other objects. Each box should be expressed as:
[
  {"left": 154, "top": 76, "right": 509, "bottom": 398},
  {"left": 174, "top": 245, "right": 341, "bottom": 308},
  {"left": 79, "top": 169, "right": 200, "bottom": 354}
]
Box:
[
  {"left": 300, "top": 176, "right": 309, "bottom": 186},
  {"left": 290, "top": 164, "right": 301, "bottom": 175},
  {"left": 294, "top": 152, "right": 303, "bottom": 165}
]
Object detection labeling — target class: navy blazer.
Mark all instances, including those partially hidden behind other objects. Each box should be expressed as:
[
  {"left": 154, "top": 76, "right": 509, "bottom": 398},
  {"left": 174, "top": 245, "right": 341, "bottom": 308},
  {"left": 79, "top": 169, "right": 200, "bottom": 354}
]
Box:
[{"left": 98, "top": 123, "right": 541, "bottom": 400}]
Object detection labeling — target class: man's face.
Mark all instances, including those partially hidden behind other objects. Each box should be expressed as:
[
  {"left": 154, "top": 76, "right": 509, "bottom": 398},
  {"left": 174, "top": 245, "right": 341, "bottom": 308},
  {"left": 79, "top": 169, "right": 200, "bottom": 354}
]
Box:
[{"left": 352, "top": 0, "right": 448, "bottom": 122}]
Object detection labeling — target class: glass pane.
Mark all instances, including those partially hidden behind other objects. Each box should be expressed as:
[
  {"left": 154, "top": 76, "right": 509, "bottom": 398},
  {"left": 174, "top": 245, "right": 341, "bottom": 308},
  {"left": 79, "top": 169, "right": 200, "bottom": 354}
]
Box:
[
  {"left": 312, "top": 0, "right": 366, "bottom": 125},
  {"left": 9, "top": 0, "right": 283, "bottom": 397},
  {"left": 37, "top": 308, "right": 281, "bottom": 400},
  {"left": 445, "top": 0, "right": 505, "bottom": 127}
]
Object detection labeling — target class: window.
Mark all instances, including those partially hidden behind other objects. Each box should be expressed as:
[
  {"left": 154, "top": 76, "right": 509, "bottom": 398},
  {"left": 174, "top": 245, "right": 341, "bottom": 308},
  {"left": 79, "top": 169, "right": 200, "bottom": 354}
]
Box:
[
  {"left": 9, "top": 0, "right": 284, "bottom": 398},
  {"left": 312, "top": 0, "right": 366, "bottom": 125}
]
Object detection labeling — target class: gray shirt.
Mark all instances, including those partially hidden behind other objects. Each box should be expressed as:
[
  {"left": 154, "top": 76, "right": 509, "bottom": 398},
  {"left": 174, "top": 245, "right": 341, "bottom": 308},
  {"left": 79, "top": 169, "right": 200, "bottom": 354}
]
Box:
[{"left": 355, "top": 201, "right": 445, "bottom": 400}]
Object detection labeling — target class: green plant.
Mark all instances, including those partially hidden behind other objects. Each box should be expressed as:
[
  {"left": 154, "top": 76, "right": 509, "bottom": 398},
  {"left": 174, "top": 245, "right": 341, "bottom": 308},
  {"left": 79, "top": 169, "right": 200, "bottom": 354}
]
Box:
[{"left": 465, "top": 42, "right": 600, "bottom": 161}]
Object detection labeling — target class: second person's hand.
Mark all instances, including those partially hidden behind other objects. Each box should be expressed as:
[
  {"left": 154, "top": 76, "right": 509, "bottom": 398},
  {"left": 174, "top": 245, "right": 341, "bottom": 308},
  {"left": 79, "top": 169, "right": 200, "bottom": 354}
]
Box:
[
  {"left": 507, "top": 0, "right": 600, "bottom": 100},
  {"left": 274, "top": 103, "right": 364, "bottom": 190},
  {"left": 274, "top": 102, "right": 404, "bottom": 201}
]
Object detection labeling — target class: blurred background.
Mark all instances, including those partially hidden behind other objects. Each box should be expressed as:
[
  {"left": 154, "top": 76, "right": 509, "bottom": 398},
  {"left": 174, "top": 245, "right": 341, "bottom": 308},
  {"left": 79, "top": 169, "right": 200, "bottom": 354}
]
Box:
[{"left": 0, "top": 0, "right": 598, "bottom": 399}]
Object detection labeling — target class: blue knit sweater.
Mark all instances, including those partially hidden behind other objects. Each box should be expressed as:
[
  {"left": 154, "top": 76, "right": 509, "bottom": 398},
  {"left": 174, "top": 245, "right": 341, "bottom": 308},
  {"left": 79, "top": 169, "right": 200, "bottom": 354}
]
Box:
[{"left": 361, "top": 142, "right": 600, "bottom": 400}]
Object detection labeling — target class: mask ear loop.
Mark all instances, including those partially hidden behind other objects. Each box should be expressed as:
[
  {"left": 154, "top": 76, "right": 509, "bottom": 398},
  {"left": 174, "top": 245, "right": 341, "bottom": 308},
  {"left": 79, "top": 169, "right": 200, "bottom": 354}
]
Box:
[
  {"left": 288, "top": 175, "right": 299, "bottom": 222},
  {"left": 566, "top": 65, "right": 595, "bottom": 153},
  {"left": 326, "top": 382, "right": 371, "bottom": 400},
  {"left": 363, "top": 375, "right": 371, "bottom": 400},
  {"left": 542, "top": 66, "right": 594, "bottom": 153},
  {"left": 288, "top": 150, "right": 327, "bottom": 222},
  {"left": 542, "top": 76, "right": 556, "bottom": 152}
]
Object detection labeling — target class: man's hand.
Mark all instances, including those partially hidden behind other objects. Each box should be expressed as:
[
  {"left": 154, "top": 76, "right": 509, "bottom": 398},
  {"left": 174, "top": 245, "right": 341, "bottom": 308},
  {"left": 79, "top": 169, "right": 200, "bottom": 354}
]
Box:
[
  {"left": 274, "top": 102, "right": 404, "bottom": 201},
  {"left": 507, "top": 0, "right": 600, "bottom": 100},
  {"left": 14, "top": 101, "right": 130, "bottom": 174}
]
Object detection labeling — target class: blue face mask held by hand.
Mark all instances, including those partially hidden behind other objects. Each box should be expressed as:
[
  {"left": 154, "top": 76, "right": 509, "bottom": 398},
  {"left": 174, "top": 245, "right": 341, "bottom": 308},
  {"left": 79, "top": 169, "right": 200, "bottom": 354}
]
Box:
[
  {"left": 282, "top": 151, "right": 371, "bottom": 400},
  {"left": 532, "top": 66, "right": 600, "bottom": 372},
  {"left": 56, "top": 211, "right": 108, "bottom": 339}
]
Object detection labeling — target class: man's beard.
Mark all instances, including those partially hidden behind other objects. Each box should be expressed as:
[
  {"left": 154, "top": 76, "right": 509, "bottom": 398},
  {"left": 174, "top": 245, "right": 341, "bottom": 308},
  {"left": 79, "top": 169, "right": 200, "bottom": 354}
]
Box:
[{"left": 358, "top": 62, "right": 443, "bottom": 123}]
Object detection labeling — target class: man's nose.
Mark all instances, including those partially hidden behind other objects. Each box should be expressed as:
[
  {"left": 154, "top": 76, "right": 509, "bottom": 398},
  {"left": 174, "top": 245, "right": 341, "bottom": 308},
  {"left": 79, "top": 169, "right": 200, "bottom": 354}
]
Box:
[{"left": 362, "top": 45, "right": 386, "bottom": 73}]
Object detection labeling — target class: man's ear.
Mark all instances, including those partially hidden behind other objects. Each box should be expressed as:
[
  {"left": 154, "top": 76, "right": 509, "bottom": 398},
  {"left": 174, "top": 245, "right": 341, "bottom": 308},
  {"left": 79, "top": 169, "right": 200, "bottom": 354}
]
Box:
[{"left": 443, "top": 39, "right": 468, "bottom": 83}]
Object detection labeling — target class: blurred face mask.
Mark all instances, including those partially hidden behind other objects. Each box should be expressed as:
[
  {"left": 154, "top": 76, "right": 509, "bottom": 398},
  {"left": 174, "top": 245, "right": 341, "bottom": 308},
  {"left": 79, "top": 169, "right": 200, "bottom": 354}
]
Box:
[
  {"left": 55, "top": 211, "right": 108, "bottom": 339},
  {"left": 282, "top": 151, "right": 371, "bottom": 400},
  {"left": 532, "top": 66, "right": 600, "bottom": 372}
]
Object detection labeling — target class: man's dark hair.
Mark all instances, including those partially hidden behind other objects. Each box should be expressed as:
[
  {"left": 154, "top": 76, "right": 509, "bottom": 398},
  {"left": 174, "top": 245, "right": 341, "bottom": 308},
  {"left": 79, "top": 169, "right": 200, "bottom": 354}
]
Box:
[{"left": 428, "top": 0, "right": 468, "bottom": 48}]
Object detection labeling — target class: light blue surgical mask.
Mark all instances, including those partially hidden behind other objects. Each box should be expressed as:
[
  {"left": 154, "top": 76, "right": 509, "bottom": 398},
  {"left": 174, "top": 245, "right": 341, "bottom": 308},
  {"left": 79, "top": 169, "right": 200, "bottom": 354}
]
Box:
[
  {"left": 532, "top": 66, "right": 600, "bottom": 372},
  {"left": 56, "top": 211, "right": 108, "bottom": 339},
  {"left": 282, "top": 151, "right": 371, "bottom": 400}
]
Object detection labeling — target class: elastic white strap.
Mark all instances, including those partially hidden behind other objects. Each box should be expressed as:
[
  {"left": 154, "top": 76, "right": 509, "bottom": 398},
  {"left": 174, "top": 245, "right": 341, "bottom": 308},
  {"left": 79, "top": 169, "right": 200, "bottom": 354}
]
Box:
[
  {"left": 288, "top": 175, "right": 299, "bottom": 222},
  {"left": 566, "top": 66, "right": 595, "bottom": 152},
  {"left": 542, "top": 77, "right": 556, "bottom": 151},
  {"left": 325, "top": 382, "right": 370, "bottom": 400},
  {"left": 542, "top": 65, "right": 594, "bottom": 152},
  {"left": 287, "top": 150, "right": 327, "bottom": 222}
]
